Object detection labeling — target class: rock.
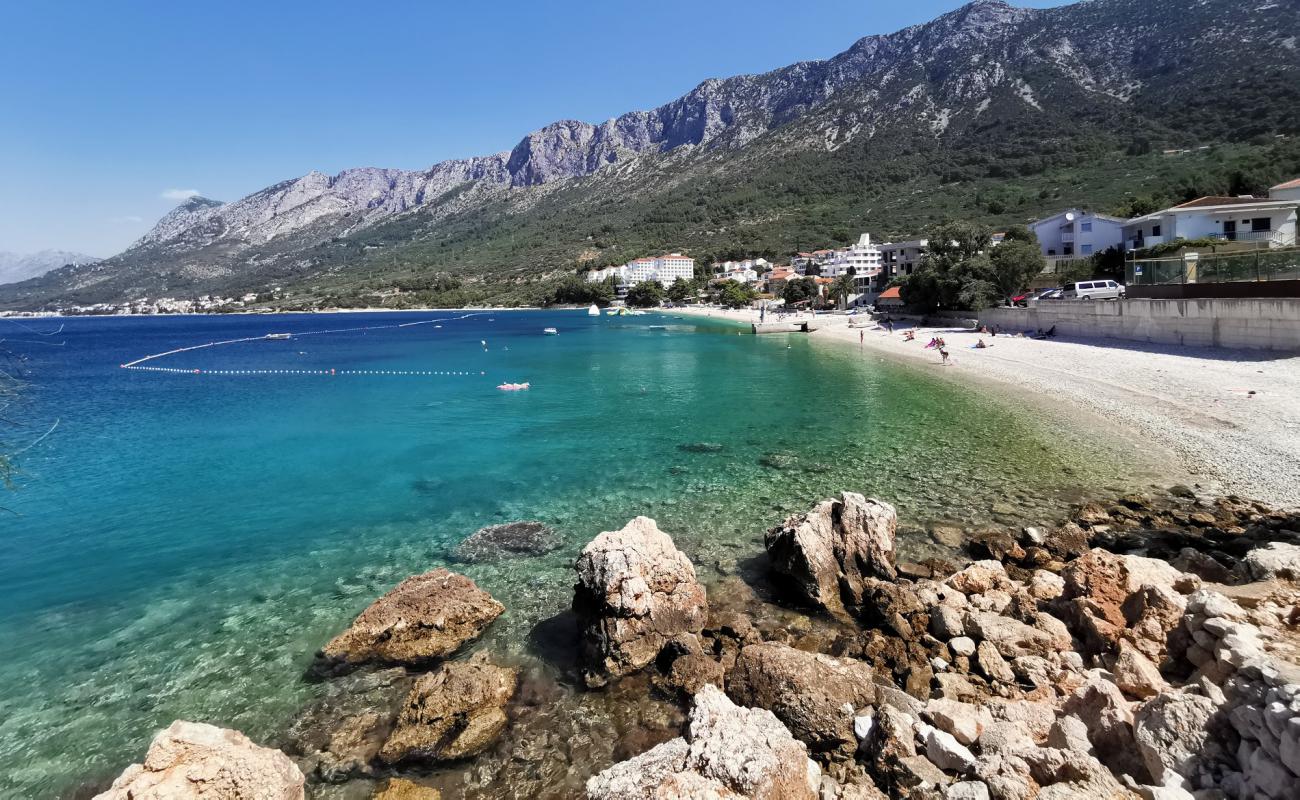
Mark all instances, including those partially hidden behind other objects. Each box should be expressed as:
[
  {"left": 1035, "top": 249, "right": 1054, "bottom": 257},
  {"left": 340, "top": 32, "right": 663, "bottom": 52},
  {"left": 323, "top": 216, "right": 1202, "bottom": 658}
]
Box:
[
  {"left": 586, "top": 684, "right": 820, "bottom": 800},
  {"left": 1047, "top": 714, "right": 1094, "bottom": 755},
  {"left": 969, "top": 529, "right": 1026, "bottom": 563},
  {"left": 1061, "top": 676, "right": 1150, "bottom": 782},
  {"left": 949, "top": 636, "right": 977, "bottom": 658},
  {"left": 727, "top": 642, "right": 876, "bottom": 758},
  {"left": 1046, "top": 521, "right": 1090, "bottom": 561},
  {"left": 931, "top": 525, "right": 966, "bottom": 549},
  {"left": 378, "top": 657, "right": 517, "bottom": 764},
  {"left": 1028, "top": 571, "right": 1065, "bottom": 602},
  {"left": 574, "top": 517, "right": 708, "bottom": 686},
  {"left": 975, "top": 640, "right": 1016, "bottom": 684},
  {"left": 917, "top": 722, "right": 977, "bottom": 774},
  {"left": 1122, "top": 584, "right": 1187, "bottom": 667},
  {"left": 319, "top": 569, "right": 504, "bottom": 670},
  {"left": 452, "top": 520, "right": 561, "bottom": 562},
  {"left": 1170, "top": 548, "right": 1231, "bottom": 583},
  {"left": 1133, "top": 692, "right": 1216, "bottom": 781},
  {"left": 947, "top": 561, "right": 1012, "bottom": 596},
  {"left": 93, "top": 720, "right": 305, "bottom": 800},
  {"left": 964, "top": 611, "right": 1060, "bottom": 660},
  {"left": 1114, "top": 642, "right": 1167, "bottom": 700},
  {"left": 947, "top": 780, "right": 991, "bottom": 800},
  {"left": 924, "top": 699, "right": 987, "bottom": 745},
  {"left": 658, "top": 653, "right": 726, "bottom": 700},
  {"left": 1244, "top": 542, "right": 1300, "bottom": 582},
  {"left": 931, "top": 606, "right": 966, "bottom": 640},
  {"left": 374, "top": 778, "right": 442, "bottom": 800},
  {"left": 282, "top": 667, "right": 410, "bottom": 782},
  {"left": 1121, "top": 554, "right": 1198, "bottom": 594},
  {"left": 764, "top": 492, "right": 897, "bottom": 620}
]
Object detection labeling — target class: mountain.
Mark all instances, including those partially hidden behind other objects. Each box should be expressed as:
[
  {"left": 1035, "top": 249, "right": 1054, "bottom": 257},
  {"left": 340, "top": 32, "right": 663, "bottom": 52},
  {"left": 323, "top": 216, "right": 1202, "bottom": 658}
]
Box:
[
  {"left": 5, "top": 0, "right": 1299, "bottom": 309},
  {"left": 0, "top": 250, "right": 101, "bottom": 286}
]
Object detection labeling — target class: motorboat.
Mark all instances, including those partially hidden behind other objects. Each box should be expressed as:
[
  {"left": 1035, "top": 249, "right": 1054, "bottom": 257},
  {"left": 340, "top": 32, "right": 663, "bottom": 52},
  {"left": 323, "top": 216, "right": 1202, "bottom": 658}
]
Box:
[
  {"left": 543, "top": 327, "right": 559, "bottom": 335},
  {"left": 587, "top": 304, "right": 600, "bottom": 316},
  {"left": 264, "top": 333, "right": 292, "bottom": 340},
  {"left": 497, "top": 382, "right": 530, "bottom": 391}
]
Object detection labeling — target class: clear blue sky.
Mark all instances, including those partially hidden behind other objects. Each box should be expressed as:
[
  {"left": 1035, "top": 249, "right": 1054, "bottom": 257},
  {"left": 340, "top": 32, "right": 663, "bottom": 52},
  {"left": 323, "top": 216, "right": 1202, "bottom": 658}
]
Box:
[{"left": 0, "top": 0, "right": 1066, "bottom": 256}]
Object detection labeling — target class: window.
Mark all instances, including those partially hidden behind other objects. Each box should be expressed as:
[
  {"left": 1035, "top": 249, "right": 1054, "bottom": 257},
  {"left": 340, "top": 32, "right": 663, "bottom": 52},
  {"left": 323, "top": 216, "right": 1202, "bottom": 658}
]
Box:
[
  {"left": 1251, "top": 217, "right": 1271, "bottom": 232},
  {"left": 1081, "top": 244, "right": 1093, "bottom": 255},
  {"left": 1081, "top": 222, "right": 1092, "bottom": 232},
  {"left": 1152, "top": 224, "right": 1162, "bottom": 236},
  {"left": 1047, "top": 248, "right": 1056, "bottom": 256}
]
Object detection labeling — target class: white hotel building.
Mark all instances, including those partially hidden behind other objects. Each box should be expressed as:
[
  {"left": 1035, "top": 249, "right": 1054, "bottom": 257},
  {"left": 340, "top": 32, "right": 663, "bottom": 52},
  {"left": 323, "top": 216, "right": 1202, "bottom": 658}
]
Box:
[{"left": 587, "top": 253, "right": 695, "bottom": 289}]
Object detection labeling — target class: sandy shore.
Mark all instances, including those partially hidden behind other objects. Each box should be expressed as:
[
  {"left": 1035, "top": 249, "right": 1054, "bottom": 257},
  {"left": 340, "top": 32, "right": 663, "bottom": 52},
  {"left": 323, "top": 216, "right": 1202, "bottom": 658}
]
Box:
[{"left": 670, "top": 305, "right": 1300, "bottom": 508}]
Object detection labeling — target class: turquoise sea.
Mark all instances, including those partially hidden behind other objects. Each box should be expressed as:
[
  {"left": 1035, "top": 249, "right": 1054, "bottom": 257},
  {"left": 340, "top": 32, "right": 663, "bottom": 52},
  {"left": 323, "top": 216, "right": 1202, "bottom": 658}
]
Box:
[{"left": 0, "top": 310, "right": 1144, "bottom": 797}]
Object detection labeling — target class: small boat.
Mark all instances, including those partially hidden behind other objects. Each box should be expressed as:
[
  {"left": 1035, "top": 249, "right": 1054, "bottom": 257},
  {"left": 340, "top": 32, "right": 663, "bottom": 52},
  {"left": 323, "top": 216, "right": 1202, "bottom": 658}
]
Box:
[
  {"left": 264, "top": 333, "right": 292, "bottom": 340},
  {"left": 587, "top": 304, "right": 600, "bottom": 316},
  {"left": 543, "top": 327, "right": 559, "bottom": 335},
  {"left": 497, "top": 382, "right": 530, "bottom": 391},
  {"left": 648, "top": 325, "right": 667, "bottom": 330}
]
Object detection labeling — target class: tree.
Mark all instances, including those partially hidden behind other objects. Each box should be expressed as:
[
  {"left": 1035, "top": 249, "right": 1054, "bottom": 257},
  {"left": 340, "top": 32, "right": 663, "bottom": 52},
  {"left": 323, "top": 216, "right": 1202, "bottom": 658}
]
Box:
[
  {"left": 900, "top": 222, "right": 991, "bottom": 312},
  {"left": 984, "top": 225, "right": 1044, "bottom": 302},
  {"left": 624, "top": 281, "right": 664, "bottom": 308},
  {"left": 551, "top": 275, "right": 614, "bottom": 306},
  {"left": 717, "top": 280, "right": 755, "bottom": 309},
  {"left": 666, "top": 277, "right": 692, "bottom": 303},
  {"left": 827, "top": 274, "right": 855, "bottom": 309},
  {"left": 781, "top": 276, "right": 816, "bottom": 306}
]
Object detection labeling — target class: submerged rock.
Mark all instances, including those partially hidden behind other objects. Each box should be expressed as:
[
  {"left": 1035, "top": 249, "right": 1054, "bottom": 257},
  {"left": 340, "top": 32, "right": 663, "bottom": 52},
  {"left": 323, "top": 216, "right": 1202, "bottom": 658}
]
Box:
[
  {"left": 379, "top": 656, "right": 517, "bottom": 765},
  {"left": 678, "top": 441, "right": 725, "bottom": 453},
  {"left": 374, "top": 777, "right": 442, "bottom": 800},
  {"left": 585, "top": 684, "right": 820, "bottom": 800},
  {"left": 764, "top": 492, "right": 897, "bottom": 621},
  {"left": 318, "top": 568, "right": 504, "bottom": 671},
  {"left": 94, "top": 720, "right": 304, "bottom": 800},
  {"left": 573, "top": 516, "right": 708, "bottom": 687},
  {"left": 452, "top": 520, "right": 561, "bottom": 563}
]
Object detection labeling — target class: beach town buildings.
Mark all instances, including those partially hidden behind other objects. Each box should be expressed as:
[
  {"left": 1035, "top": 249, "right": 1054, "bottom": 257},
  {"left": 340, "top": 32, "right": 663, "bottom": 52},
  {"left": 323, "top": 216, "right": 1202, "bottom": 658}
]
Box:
[
  {"left": 587, "top": 253, "right": 696, "bottom": 289},
  {"left": 1121, "top": 186, "right": 1299, "bottom": 252}
]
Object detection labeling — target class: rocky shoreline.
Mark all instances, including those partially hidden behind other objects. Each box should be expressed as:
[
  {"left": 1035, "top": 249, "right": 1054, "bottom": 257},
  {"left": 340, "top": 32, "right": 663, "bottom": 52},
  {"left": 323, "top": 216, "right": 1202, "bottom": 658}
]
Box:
[{"left": 89, "top": 487, "right": 1300, "bottom": 799}]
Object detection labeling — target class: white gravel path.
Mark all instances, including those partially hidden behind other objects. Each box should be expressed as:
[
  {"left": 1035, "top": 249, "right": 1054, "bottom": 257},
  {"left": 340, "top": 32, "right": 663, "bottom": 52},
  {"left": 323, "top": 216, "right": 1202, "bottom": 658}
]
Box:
[{"left": 672, "top": 306, "right": 1300, "bottom": 508}]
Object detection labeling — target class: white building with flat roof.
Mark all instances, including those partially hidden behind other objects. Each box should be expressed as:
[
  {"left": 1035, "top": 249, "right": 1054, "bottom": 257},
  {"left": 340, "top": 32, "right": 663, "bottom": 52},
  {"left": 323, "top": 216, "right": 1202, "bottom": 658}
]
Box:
[{"left": 586, "top": 253, "right": 695, "bottom": 288}]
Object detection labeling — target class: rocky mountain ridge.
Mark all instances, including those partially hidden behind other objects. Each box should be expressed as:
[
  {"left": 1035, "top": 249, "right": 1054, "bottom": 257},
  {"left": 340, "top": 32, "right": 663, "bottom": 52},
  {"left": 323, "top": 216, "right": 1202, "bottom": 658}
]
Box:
[
  {"left": 4, "top": 0, "right": 1297, "bottom": 308},
  {"left": 0, "top": 250, "right": 101, "bottom": 286}
]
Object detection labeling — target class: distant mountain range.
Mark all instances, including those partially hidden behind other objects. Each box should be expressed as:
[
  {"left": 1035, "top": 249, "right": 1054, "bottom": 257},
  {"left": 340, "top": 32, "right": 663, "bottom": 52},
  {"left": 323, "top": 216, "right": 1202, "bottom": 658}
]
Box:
[
  {"left": 4, "top": 0, "right": 1298, "bottom": 309},
  {"left": 0, "top": 250, "right": 100, "bottom": 286}
]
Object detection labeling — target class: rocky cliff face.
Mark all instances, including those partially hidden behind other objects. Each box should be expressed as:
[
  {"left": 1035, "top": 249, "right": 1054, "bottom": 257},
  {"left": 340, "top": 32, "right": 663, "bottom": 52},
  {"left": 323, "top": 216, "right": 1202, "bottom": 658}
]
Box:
[{"left": 5, "top": 0, "right": 1297, "bottom": 307}]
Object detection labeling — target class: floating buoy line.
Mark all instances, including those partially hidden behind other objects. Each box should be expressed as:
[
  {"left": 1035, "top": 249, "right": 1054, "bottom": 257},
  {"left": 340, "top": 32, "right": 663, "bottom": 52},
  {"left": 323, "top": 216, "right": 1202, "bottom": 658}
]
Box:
[{"left": 119, "top": 312, "right": 494, "bottom": 379}]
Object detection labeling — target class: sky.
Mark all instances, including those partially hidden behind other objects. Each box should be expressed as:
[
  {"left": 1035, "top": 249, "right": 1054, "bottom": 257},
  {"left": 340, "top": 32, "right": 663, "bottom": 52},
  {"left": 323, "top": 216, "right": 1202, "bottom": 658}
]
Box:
[{"left": 0, "top": 0, "right": 1066, "bottom": 257}]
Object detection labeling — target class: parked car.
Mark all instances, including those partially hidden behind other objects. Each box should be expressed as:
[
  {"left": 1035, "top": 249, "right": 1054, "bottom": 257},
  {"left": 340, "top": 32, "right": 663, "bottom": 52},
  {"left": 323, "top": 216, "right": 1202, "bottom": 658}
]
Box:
[
  {"left": 1061, "top": 280, "right": 1125, "bottom": 300},
  {"left": 1013, "top": 288, "right": 1061, "bottom": 306},
  {"left": 1037, "top": 288, "right": 1064, "bottom": 301}
]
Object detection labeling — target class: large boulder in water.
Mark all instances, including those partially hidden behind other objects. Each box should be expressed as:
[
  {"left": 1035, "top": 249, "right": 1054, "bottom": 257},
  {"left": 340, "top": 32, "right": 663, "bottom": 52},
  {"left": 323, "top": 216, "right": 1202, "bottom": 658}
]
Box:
[
  {"left": 585, "top": 684, "right": 820, "bottom": 800},
  {"left": 573, "top": 516, "right": 708, "bottom": 687},
  {"left": 764, "top": 492, "right": 897, "bottom": 621},
  {"left": 319, "top": 568, "right": 504, "bottom": 671},
  {"left": 93, "top": 720, "right": 305, "bottom": 800},
  {"left": 726, "top": 641, "right": 877, "bottom": 759},
  {"left": 379, "top": 655, "right": 517, "bottom": 765},
  {"left": 452, "top": 520, "right": 561, "bottom": 563}
]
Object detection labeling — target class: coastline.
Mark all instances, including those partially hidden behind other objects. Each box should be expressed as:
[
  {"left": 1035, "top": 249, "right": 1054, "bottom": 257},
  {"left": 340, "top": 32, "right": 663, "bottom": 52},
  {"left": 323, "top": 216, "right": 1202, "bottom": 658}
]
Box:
[{"left": 669, "top": 305, "right": 1300, "bottom": 509}]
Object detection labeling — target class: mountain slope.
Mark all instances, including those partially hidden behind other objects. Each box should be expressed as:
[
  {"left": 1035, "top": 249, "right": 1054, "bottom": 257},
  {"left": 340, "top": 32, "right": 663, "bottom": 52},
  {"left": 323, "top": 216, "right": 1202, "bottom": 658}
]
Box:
[
  {"left": 0, "top": 250, "right": 101, "bottom": 286},
  {"left": 5, "top": 0, "right": 1298, "bottom": 309}
]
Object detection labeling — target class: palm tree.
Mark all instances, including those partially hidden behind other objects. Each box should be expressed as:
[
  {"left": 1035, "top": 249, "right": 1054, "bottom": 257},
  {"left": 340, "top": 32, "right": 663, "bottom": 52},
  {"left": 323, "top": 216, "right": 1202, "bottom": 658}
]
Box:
[{"left": 828, "top": 274, "right": 855, "bottom": 310}]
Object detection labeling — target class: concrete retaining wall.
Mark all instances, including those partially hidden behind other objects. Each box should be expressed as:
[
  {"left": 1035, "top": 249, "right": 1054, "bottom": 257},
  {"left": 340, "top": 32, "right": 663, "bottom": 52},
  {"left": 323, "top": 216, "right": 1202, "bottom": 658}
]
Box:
[{"left": 978, "top": 298, "right": 1300, "bottom": 352}]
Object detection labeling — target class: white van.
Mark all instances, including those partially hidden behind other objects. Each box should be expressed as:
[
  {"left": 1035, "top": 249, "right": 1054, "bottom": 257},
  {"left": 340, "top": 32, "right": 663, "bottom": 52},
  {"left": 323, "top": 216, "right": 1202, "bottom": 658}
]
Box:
[{"left": 1061, "top": 280, "right": 1125, "bottom": 300}]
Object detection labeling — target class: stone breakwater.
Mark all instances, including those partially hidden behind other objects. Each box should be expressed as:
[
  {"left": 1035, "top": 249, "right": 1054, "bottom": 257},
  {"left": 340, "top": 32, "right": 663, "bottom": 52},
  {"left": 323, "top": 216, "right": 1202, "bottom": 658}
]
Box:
[{"left": 88, "top": 487, "right": 1300, "bottom": 800}]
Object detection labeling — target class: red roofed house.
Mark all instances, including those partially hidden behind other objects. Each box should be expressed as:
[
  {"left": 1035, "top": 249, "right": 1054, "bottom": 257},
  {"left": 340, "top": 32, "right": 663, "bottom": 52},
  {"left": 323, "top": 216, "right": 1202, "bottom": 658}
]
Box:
[{"left": 875, "top": 286, "right": 904, "bottom": 309}]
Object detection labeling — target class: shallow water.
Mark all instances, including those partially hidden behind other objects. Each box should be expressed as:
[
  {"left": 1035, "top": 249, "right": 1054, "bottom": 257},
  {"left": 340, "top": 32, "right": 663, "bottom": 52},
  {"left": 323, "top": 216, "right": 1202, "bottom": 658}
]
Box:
[{"left": 0, "top": 310, "right": 1142, "bottom": 797}]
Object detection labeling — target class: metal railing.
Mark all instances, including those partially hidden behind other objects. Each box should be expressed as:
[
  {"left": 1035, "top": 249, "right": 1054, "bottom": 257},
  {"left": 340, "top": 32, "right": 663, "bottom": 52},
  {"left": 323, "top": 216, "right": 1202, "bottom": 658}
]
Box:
[{"left": 1127, "top": 247, "right": 1300, "bottom": 285}]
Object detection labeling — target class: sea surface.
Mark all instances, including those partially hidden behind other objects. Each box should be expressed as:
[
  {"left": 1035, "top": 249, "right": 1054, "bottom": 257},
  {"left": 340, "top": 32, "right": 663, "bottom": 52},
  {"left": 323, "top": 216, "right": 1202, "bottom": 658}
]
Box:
[{"left": 0, "top": 310, "right": 1142, "bottom": 797}]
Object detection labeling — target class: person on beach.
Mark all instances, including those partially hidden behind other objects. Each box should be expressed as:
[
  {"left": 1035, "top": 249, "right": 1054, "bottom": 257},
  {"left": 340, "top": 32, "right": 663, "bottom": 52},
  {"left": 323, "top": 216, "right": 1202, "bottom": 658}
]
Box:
[
  {"left": 904, "top": 329, "right": 915, "bottom": 341},
  {"left": 860, "top": 330, "right": 864, "bottom": 344},
  {"left": 939, "top": 346, "right": 950, "bottom": 365},
  {"left": 974, "top": 338, "right": 989, "bottom": 349}
]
